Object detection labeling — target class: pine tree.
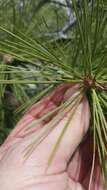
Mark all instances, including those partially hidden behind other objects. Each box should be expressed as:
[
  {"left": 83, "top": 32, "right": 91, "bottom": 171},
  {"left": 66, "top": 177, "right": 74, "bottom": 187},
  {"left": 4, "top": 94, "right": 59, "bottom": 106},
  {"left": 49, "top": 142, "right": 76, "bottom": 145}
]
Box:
[{"left": 0, "top": 0, "right": 107, "bottom": 188}]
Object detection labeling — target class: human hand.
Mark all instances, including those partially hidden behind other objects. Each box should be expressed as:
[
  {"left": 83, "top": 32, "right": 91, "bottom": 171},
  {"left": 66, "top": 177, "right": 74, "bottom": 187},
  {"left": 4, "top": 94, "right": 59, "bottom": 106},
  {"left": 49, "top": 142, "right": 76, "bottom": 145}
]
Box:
[{"left": 0, "top": 84, "right": 105, "bottom": 190}]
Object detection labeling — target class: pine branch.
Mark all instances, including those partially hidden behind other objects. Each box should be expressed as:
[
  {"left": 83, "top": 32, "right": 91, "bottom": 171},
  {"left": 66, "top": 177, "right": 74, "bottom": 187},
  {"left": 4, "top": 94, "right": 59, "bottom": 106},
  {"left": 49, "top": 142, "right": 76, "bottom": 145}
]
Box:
[{"left": 0, "top": 0, "right": 107, "bottom": 187}]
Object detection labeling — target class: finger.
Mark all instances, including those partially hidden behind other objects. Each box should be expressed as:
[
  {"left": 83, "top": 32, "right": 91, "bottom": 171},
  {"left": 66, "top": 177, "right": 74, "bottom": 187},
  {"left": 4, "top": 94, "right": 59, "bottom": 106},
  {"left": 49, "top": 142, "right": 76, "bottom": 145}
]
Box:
[
  {"left": 67, "top": 134, "right": 106, "bottom": 190},
  {"left": 83, "top": 159, "right": 105, "bottom": 190},
  {"left": 0, "top": 84, "right": 73, "bottom": 159},
  {"left": 67, "top": 134, "right": 93, "bottom": 183},
  {"left": 15, "top": 94, "right": 90, "bottom": 175},
  {"left": 4, "top": 83, "right": 73, "bottom": 141},
  {"left": 22, "top": 176, "right": 85, "bottom": 190}
]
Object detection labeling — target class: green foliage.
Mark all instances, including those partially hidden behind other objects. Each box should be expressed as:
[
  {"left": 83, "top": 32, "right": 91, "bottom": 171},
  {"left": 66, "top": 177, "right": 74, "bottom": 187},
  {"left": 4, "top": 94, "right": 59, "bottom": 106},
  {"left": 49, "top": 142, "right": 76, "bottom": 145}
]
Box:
[
  {"left": 0, "top": 0, "right": 107, "bottom": 188},
  {"left": 0, "top": 0, "right": 69, "bottom": 143}
]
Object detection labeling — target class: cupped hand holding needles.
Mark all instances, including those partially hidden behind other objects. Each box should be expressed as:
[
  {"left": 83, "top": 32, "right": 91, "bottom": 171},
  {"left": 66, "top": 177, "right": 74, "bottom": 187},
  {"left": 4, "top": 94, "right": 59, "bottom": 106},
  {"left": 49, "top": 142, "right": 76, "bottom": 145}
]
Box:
[{"left": 0, "top": 84, "right": 106, "bottom": 190}]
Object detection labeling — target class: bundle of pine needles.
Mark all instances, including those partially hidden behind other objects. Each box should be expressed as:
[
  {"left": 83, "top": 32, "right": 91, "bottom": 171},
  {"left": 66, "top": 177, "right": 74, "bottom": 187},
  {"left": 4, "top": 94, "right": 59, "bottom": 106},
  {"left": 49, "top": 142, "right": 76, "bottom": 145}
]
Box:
[{"left": 0, "top": 0, "right": 107, "bottom": 189}]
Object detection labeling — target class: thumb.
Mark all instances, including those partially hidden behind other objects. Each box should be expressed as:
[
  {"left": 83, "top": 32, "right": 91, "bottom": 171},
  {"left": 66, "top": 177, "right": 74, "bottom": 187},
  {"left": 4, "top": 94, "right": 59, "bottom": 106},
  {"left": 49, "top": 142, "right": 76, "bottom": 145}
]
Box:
[{"left": 19, "top": 88, "right": 90, "bottom": 174}]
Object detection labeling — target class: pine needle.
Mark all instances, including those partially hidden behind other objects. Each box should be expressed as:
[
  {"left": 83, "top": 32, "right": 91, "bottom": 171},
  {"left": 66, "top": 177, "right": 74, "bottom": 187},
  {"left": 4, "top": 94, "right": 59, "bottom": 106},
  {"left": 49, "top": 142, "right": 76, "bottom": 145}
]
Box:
[
  {"left": 0, "top": 0, "right": 107, "bottom": 187},
  {"left": 47, "top": 93, "right": 83, "bottom": 169}
]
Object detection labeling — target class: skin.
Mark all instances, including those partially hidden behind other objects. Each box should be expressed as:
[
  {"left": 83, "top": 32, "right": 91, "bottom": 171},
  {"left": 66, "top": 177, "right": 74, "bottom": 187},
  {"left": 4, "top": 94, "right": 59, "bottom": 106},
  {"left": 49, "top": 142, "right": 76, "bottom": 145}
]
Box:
[{"left": 0, "top": 84, "right": 106, "bottom": 190}]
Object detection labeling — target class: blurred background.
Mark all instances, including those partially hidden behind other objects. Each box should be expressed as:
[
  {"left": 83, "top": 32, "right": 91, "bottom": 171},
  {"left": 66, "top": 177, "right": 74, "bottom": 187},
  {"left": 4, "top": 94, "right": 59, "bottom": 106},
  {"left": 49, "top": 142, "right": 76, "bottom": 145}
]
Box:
[{"left": 0, "top": 0, "right": 77, "bottom": 144}]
